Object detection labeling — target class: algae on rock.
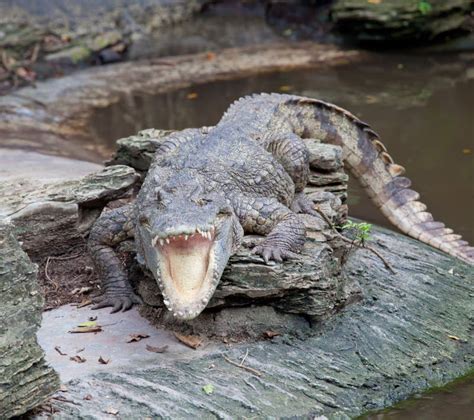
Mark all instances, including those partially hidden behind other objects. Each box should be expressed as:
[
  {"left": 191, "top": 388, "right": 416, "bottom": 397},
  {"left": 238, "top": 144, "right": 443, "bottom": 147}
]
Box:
[{"left": 331, "top": 0, "right": 472, "bottom": 43}]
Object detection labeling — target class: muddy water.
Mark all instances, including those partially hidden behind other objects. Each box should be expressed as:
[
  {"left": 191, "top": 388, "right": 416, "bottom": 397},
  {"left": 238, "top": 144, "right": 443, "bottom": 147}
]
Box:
[{"left": 90, "top": 53, "right": 474, "bottom": 243}]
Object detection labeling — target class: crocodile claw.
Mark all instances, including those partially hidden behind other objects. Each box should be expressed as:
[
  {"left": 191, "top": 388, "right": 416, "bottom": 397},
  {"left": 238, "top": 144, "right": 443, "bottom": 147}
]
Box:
[
  {"left": 92, "top": 291, "right": 143, "bottom": 313},
  {"left": 252, "top": 244, "right": 299, "bottom": 264},
  {"left": 291, "top": 193, "right": 318, "bottom": 216}
]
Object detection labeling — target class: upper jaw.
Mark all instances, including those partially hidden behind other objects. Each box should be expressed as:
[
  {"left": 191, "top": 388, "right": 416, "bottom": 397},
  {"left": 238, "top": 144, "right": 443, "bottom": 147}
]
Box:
[{"left": 151, "top": 226, "right": 215, "bottom": 246}]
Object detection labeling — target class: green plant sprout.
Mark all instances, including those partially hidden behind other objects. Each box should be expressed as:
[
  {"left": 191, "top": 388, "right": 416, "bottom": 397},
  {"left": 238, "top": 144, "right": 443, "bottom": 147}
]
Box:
[
  {"left": 418, "top": 1, "right": 432, "bottom": 15},
  {"left": 341, "top": 220, "right": 372, "bottom": 245}
]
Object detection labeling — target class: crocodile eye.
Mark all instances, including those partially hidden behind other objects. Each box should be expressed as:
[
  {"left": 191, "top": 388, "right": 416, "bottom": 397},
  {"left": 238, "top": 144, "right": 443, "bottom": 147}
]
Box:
[{"left": 139, "top": 214, "right": 150, "bottom": 227}]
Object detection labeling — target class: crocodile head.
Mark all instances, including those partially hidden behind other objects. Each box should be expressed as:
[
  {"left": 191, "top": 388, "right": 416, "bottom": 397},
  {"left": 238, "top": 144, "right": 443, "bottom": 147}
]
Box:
[{"left": 135, "top": 176, "right": 242, "bottom": 320}]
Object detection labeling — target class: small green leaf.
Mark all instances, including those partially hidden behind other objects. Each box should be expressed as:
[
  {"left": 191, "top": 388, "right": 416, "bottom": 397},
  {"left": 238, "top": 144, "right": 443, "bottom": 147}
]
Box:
[
  {"left": 78, "top": 321, "right": 97, "bottom": 328},
  {"left": 202, "top": 384, "right": 214, "bottom": 395},
  {"left": 418, "top": 1, "right": 432, "bottom": 15}
]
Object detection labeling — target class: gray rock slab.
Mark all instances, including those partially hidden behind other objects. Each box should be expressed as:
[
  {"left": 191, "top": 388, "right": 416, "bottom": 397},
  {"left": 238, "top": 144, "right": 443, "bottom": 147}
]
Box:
[
  {"left": 38, "top": 305, "right": 216, "bottom": 384},
  {"left": 42, "top": 226, "right": 473, "bottom": 418},
  {"left": 0, "top": 165, "right": 139, "bottom": 259},
  {"left": 0, "top": 223, "right": 59, "bottom": 418},
  {"left": 0, "top": 149, "right": 102, "bottom": 182}
]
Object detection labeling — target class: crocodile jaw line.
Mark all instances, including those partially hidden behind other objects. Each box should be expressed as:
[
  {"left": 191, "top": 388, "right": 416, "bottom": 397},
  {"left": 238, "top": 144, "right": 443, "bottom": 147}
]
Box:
[{"left": 154, "top": 230, "right": 217, "bottom": 320}]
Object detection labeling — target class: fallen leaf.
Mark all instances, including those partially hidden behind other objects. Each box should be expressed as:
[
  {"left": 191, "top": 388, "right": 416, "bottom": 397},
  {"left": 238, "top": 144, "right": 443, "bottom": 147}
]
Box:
[
  {"left": 77, "top": 299, "right": 92, "bottom": 308},
  {"left": 69, "top": 326, "right": 102, "bottom": 334},
  {"left": 206, "top": 51, "right": 216, "bottom": 60},
  {"left": 365, "top": 95, "right": 378, "bottom": 104},
  {"left": 462, "top": 148, "right": 472, "bottom": 155},
  {"left": 78, "top": 321, "right": 97, "bottom": 328},
  {"left": 127, "top": 333, "right": 150, "bottom": 343},
  {"left": 202, "top": 384, "right": 214, "bottom": 395},
  {"left": 98, "top": 356, "right": 110, "bottom": 364},
  {"left": 59, "top": 384, "right": 68, "bottom": 392},
  {"left": 187, "top": 92, "right": 198, "bottom": 100},
  {"left": 367, "top": 0, "right": 382, "bottom": 4},
  {"left": 72, "top": 286, "right": 92, "bottom": 295},
  {"left": 105, "top": 407, "right": 119, "bottom": 415},
  {"left": 146, "top": 344, "right": 168, "bottom": 353},
  {"left": 54, "top": 346, "right": 67, "bottom": 356},
  {"left": 70, "top": 355, "right": 86, "bottom": 363},
  {"left": 448, "top": 335, "right": 460, "bottom": 341},
  {"left": 279, "top": 85, "right": 292, "bottom": 92},
  {"left": 263, "top": 330, "right": 281, "bottom": 339},
  {"left": 83, "top": 394, "right": 93, "bottom": 401},
  {"left": 174, "top": 332, "right": 202, "bottom": 349}
]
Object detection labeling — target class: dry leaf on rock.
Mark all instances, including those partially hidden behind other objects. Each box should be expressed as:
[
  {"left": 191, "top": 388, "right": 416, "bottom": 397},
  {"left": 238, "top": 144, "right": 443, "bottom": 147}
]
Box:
[
  {"left": 105, "top": 407, "right": 119, "bottom": 415},
  {"left": 98, "top": 356, "right": 110, "bottom": 364},
  {"left": 174, "top": 333, "right": 202, "bottom": 349},
  {"left": 70, "top": 355, "right": 86, "bottom": 363},
  {"left": 146, "top": 344, "right": 168, "bottom": 353},
  {"left": 263, "top": 330, "right": 281, "bottom": 339},
  {"left": 54, "top": 346, "right": 67, "bottom": 356},
  {"left": 69, "top": 325, "right": 102, "bottom": 334},
  {"left": 127, "top": 333, "right": 150, "bottom": 343}
]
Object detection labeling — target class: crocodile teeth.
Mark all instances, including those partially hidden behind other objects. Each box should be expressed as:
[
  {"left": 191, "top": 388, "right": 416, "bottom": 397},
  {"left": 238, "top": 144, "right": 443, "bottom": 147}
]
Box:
[
  {"left": 160, "top": 239, "right": 164, "bottom": 246},
  {"left": 166, "top": 238, "right": 170, "bottom": 244},
  {"left": 184, "top": 235, "right": 189, "bottom": 241}
]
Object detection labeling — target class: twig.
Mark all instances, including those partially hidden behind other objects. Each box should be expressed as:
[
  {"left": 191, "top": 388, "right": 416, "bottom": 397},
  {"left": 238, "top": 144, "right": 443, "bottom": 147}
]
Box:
[
  {"left": 48, "top": 253, "right": 82, "bottom": 261},
  {"left": 51, "top": 395, "right": 82, "bottom": 406},
  {"left": 239, "top": 349, "right": 249, "bottom": 367},
  {"left": 44, "top": 257, "right": 60, "bottom": 290},
  {"left": 314, "top": 206, "right": 396, "bottom": 274},
  {"left": 222, "top": 354, "right": 262, "bottom": 377}
]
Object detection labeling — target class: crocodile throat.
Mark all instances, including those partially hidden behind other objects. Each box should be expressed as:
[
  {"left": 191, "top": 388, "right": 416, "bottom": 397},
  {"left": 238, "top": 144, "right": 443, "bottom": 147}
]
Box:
[{"left": 153, "top": 229, "right": 219, "bottom": 318}]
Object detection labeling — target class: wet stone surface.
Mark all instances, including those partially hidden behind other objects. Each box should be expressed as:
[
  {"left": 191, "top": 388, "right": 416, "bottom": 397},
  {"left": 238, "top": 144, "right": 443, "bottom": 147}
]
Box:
[{"left": 38, "top": 226, "right": 474, "bottom": 418}]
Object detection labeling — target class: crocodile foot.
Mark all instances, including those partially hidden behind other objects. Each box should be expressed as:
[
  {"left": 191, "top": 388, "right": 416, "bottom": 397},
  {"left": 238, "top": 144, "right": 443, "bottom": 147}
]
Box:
[
  {"left": 252, "top": 243, "right": 299, "bottom": 264},
  {"left": 291, "top": 192, "right": 318, "bottom": 216},
  {"left": 92, "top": 290, "right": 143, "bottom": 313}
]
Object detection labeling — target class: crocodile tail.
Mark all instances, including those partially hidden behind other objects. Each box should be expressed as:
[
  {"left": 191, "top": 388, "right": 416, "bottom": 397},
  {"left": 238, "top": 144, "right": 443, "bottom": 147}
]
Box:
[{"left": 285, "top": 96, "right": 473, "bottom": 265}]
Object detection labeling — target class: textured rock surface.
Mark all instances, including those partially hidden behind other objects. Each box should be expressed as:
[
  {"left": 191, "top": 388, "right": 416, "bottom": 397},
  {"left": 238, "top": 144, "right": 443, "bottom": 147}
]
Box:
[
  {"left": 47, "top": 225, "right": 474, "bottom": 418},
  {"left": 332, "top": 0, "right": 472, "bottom": 43},
  {"left": 0, "top": 165, "right": 139, "bottom": 259},
  {"left": 0, "top": 223, "right": 59, "bottom": 418}
]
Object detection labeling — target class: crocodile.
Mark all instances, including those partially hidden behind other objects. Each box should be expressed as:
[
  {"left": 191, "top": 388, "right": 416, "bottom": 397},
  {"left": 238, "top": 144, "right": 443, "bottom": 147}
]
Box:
[{"left": 88, "top": 93, "right": 473, "bottom": 320}]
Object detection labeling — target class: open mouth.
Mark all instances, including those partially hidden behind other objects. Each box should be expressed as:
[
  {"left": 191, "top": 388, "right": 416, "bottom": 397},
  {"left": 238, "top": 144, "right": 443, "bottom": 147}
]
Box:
[{"left": 152, "top": 227, "right": 217, "bottom": 317}]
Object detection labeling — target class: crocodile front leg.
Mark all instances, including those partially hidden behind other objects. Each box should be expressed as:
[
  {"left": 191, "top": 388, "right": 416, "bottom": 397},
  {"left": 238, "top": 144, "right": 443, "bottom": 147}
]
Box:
[
  {"left": 88, "top": 203, "right": 142, "bottom": 312},
  {"left": 233, "top": 196, "right": 306, "bottom": 263},
  {"left": 260, "top": 131, "right": 318, "bottom": 216}
]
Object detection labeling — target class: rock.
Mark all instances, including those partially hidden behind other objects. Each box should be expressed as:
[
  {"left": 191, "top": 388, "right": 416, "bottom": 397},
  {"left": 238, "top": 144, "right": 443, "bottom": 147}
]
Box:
[
  {"left": 0, "top": 223, "right": 59, "bottom": 418},
  {"left": 0, "top": 165, "right": 139, "bottom": 259},
  {"left": 331, "top": 0, "right": 472, "bottom": 44},
  {"left": 47, "top": 225, "right": 474, "bottom": 418},
  {"left": 137, "top": 227, "right": 361, "bottom": 338},
  {"left": 307, "top": 142, "right": 343, "bottom": 172},
  {"left": 106, "top": 129, "right": 174, "bottom": 172}
]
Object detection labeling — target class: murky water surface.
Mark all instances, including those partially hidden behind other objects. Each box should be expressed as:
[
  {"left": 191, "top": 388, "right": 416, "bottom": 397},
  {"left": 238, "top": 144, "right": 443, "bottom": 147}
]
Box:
[{"left": 90, "top": 53, "right": 474, "bottom": 243}]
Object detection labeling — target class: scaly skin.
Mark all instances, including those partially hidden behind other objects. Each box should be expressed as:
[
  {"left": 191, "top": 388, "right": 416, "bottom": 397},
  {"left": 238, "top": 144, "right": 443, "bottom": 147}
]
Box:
[{"left": 88, "top": 93, "right": 473, "bottom": 320}]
